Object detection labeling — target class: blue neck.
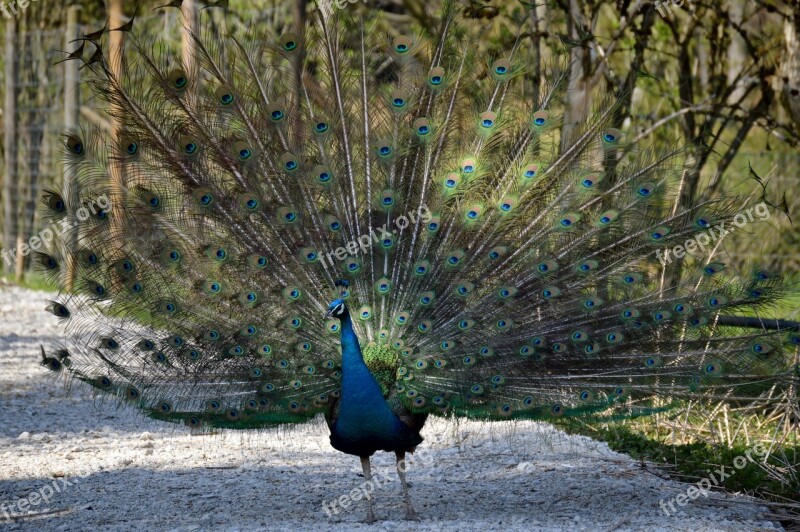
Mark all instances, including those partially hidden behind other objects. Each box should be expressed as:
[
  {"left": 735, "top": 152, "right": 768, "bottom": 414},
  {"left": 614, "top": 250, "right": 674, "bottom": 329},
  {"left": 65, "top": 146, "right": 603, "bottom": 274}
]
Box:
[
  {"left": 335, "top": 314, "right": 401, "bottom": 438},
  {"left": 339, "top": 314, "right": 384, "bottom": 398}
]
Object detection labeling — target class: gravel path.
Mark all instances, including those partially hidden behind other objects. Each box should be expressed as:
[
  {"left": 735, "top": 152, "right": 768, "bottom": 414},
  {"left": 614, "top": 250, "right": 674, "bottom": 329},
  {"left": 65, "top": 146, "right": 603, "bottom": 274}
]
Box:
[{"left": 0, "top": 285, "right": 783, "bottom": 531}]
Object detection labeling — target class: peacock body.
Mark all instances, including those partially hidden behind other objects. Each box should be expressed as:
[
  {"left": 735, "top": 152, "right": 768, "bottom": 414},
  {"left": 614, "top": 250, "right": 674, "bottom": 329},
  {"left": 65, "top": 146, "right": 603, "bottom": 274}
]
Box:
[{"left": 38, "top": 1, "right": 798, "bottom": 521}]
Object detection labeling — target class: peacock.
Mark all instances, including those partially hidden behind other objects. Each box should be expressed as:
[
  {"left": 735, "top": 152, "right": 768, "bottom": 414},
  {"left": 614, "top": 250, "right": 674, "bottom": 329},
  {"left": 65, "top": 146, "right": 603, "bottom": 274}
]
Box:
[{"left": 37, "top": 1, "right": 799, "bottom": 523}]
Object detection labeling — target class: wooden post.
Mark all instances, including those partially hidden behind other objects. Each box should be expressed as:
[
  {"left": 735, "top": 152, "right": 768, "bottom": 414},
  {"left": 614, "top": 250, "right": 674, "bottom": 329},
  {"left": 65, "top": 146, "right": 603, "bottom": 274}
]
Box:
[
  {"left": 292, "top": 0, "right": 307, "bottom": 145},
  {"left": 63, "top": 5, "right": 82, "bottom": 290},
  {"left": 64, "top": 6, "right": 81, "bottom": 149},
  {"left": 108, "top": 0, "right": 125, "bottom": 249},
  {"left": 3, "top": 18, "right": 19, "bottom": 276},
  {"left": 182, "top": 0, "right": 198, "bottom": 73},
  {"left": 14, "top": 236, "right": 24, "bottom": 282}
]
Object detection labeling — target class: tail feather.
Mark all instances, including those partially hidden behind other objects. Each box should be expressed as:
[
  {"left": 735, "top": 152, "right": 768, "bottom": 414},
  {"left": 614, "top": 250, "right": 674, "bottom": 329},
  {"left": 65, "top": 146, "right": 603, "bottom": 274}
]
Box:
[{"left": 39, "top": 6, "right": 798, "bottom": 429}]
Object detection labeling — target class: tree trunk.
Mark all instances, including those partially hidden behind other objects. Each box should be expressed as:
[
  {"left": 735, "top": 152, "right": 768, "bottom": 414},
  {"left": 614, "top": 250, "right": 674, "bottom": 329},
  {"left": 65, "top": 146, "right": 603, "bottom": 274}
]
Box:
[
  {"left": 108, "top": 0, "right": 126, "bottom": 249},
  {"left": 3, "top": 18, "right": 19, "bottom": 276},
  {"left": 561, "top": 0, "right": 591, "bottom": 152},
  {"left": 182, "top": 0, "right": 198, "bottom": 74},
  {"left": 781, "top": 7, "right": 800, "bottom": 129},
  {"left": 63, "top": 5, "right": 82, "bottom": 291},
  {"left": 726, "top": 0, "right": 748, "bottom": 103}
]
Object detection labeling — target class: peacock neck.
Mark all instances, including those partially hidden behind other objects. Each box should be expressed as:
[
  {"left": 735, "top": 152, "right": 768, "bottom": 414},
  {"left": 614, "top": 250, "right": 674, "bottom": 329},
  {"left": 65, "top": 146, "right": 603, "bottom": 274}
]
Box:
[
  {"left": 339, "top": 313, "right": 371, "bottom": 381},
  {"left": 336, "top": 313, "right": 396, "bottom": 432}
]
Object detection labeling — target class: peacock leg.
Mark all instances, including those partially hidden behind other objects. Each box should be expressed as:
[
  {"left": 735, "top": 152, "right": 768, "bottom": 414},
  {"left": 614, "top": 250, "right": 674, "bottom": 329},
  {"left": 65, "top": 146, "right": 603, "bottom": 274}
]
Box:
[
  {"left": 395, "top": 450, "right": 419, "bottom": 521},
  {"left": 360, "top": 456, "right": 377, "bottom": 523}
]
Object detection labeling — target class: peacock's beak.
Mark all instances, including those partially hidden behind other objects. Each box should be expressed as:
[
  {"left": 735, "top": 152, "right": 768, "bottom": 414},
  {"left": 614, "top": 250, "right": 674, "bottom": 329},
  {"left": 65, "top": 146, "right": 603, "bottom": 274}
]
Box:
[{"left": 324, "top": 308, "right": 334, "bottom": 319}]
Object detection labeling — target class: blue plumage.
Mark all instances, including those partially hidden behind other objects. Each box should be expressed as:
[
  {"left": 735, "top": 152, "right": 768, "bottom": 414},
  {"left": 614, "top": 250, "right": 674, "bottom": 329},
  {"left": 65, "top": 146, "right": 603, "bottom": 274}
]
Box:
[
  {"left": 326, "top": 299, "right": 424, "bottom": 457},
  {"left": 37, "top": 4, "right": 798, "bottom": 523}
]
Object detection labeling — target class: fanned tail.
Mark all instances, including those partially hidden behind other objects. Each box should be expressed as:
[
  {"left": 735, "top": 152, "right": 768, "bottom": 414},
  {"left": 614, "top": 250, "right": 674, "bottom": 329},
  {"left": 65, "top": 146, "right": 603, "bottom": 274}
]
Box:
[{"left": 40, "top": 4, "right": 798, "bottom": 429}]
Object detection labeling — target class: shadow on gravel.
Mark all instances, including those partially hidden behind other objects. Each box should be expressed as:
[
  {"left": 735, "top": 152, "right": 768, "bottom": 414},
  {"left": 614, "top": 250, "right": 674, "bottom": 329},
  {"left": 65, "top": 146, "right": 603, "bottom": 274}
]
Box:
[{"left": 0, "top": 459, "right": 670, "bottom": 531}]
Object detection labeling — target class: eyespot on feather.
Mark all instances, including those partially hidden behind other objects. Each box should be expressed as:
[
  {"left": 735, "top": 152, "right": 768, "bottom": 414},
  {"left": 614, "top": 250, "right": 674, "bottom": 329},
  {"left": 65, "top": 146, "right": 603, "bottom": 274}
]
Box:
[
  {"left": 279, "top": 32, "right": 300, "bottom": 52},
  {"left": 167, "top": 69, "right": 189, "bottom": 92}
]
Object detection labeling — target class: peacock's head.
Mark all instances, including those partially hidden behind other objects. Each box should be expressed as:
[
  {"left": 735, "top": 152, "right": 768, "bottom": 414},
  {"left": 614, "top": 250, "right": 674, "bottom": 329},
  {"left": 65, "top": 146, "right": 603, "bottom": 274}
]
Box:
[{"left": 325, "top": 299, "right": 348, "bottom": 320}]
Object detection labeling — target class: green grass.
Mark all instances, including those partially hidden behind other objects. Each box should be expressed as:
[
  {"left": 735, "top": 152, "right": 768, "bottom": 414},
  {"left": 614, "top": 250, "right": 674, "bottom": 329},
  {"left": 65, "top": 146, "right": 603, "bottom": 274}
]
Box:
[
  {"left": 554, "top": 413, "right": 800, "bottom": 518},
  {"left": 2, "top": 272, "right": 58, "bottom": 292}
]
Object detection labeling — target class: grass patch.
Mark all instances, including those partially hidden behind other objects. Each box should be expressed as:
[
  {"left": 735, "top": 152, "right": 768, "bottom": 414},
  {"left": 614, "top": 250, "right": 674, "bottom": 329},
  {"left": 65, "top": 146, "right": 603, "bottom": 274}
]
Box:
[
  {"left": 2, "top": 272, "right": 58, "bottom": 292},
  {"left": 554, "top": 410, "right": 800, "bottom": 520}
]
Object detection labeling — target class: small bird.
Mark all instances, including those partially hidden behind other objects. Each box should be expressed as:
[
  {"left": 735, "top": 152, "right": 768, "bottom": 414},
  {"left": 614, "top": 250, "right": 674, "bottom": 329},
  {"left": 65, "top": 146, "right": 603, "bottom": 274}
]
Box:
[
  {"left": 39, "top": 5, "right": 799, "bottom": 523},
  {"left": 557, "top": 31, "right": 593, "bottom": 48}
]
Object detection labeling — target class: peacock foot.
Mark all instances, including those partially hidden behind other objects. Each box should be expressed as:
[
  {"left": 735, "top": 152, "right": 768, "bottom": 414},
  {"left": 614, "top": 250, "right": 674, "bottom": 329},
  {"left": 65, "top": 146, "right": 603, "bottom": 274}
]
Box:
[
  {"left": 404, "top": 509, "right": 421, "bottom": 522},
  {"left": 363, "top": 512, "right": 377, "bottom": 524}
]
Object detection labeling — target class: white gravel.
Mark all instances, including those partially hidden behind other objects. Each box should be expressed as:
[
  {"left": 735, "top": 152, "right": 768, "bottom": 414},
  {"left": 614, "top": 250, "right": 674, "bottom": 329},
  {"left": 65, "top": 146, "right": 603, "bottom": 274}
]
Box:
[{"left": 0, "top": 285, "right": 783, "bottom": 531}]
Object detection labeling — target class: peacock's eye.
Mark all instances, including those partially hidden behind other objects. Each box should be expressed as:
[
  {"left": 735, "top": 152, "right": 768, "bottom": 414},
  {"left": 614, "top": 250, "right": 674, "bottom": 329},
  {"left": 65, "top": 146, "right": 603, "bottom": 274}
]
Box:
[
  {"left": 220, "top": 93, "right": 234, "bottom": 105},
  {"left": 315, "top": 122, "right": 329, "bottom": 133},
  {"left": 271, "top": 110, "right": 284, "bottom": 120}
]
